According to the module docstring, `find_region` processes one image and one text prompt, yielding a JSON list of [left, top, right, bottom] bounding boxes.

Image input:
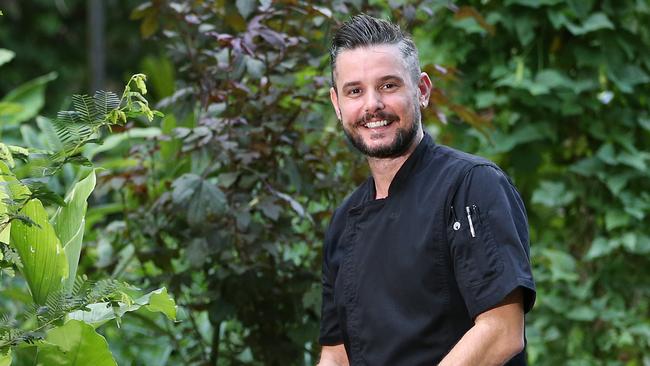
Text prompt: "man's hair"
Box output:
[[329, 14, 421, 89]]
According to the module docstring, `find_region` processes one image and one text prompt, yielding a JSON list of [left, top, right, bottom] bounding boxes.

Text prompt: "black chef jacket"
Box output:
[[319, 133, 536, 365]]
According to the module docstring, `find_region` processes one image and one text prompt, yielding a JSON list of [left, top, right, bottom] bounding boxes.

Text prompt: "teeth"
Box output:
[[365, 120, 389, 128]]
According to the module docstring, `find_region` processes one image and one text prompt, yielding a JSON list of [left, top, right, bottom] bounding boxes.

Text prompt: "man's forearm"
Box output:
[[318, 345, 349, 366], [439, 289, 525, 366], [437, 318, 523, 366]]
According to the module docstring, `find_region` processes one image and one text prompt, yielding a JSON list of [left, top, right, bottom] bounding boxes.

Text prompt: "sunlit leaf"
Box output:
[[68, 287, 177, 326], [9, 198, 68, 305], [37, 320, 117, 366], [1, 162, 68, 304], [51, 170, 96, 291]]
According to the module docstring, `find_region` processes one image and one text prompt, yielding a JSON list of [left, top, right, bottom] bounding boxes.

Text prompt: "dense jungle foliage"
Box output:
[[1, 0, 649, 365]]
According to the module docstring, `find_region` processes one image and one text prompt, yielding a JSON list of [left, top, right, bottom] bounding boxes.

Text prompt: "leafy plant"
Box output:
[[414, 1, 650, 364], [0, 70, 174, 365]]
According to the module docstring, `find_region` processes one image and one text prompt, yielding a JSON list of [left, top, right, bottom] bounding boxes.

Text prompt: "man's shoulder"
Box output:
[[415, 143, 505, 196], [429, 143, 495, 170]]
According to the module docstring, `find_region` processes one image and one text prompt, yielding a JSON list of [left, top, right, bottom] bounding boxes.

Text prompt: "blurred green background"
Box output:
[[1, 0, 649, 365]]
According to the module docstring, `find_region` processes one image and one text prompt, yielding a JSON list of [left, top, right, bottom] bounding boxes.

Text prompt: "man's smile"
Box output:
[[363, 119, 391, 128]]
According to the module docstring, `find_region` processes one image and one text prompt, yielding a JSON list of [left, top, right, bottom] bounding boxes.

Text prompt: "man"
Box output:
[[318, 15, 536, 366]]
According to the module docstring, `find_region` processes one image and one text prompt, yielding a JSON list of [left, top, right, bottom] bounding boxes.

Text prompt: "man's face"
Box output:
[[330, 44, 431, 158]]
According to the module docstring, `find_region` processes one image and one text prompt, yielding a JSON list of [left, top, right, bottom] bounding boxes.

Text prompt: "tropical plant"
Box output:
[[0, 70, 174, 365]]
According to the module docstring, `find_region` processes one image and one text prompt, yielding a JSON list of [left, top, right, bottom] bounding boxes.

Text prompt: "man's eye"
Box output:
[[348, 88, 361, 95], [381, 83, 397, 90]]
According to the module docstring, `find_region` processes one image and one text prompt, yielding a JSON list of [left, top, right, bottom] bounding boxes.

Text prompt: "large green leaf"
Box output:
[[51, 170, 97, 291], [68, 287, 177, 326], [0, 72, 57, 126], [36, 320, 117, 366], [3, 161, 68, 304], [10, 198, 68, 304]]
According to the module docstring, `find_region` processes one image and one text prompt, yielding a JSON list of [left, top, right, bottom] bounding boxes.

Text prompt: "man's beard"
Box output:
[[343, 107, 420, 159]]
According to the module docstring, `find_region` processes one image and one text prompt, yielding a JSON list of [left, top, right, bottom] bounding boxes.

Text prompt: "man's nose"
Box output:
[[364, 89, 385, 114]]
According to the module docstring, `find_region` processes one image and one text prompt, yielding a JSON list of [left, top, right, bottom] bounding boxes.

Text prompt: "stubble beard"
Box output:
[[343, 106, 421, 159]]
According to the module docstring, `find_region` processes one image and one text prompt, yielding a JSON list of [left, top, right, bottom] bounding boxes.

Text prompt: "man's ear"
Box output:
[[418, 72, 433, 108], [330, 86, 342, 121]]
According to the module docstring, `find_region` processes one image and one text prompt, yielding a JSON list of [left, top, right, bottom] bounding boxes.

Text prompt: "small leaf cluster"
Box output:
[[48, 74, 163, 173]]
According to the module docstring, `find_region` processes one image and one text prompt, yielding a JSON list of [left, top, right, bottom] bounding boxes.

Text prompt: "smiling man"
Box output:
[[318, 15, 536, 366]]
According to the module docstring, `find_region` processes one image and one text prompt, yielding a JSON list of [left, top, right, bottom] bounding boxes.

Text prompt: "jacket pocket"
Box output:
[[449, 205, 504, 287]]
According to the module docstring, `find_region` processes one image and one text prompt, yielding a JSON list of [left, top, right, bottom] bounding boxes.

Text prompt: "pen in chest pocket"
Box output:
[[465, 206, 475, 238], [465, 205, 480, 238]]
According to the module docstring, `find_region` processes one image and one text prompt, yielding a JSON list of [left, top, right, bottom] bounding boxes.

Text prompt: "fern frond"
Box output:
[[71, 275, 91, 297], [94, 90, 121, 116], [52, 111, 94, 146], [72, 94, 100, 124], [87, 279, 120, 303]]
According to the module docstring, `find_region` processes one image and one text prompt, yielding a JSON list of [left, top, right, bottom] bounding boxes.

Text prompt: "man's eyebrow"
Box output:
[[341, 75, 404, 90], [378, 75, 404, 83], [341, 81, 361, 90]]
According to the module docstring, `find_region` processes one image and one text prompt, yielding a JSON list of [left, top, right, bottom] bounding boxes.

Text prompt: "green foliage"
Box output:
[[52, 170, 96, 291], [8, 189, 69, 305], [0, 70, 174, 365], [37, 319, 117, 366], [0, 72, 57, 130], [415, 1, 650, 364], [48, 74, 161, 173]]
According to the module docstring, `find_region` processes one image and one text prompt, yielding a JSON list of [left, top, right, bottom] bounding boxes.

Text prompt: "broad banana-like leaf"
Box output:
[[51, 170, 96, 291], [4, 160, 68, 304], [10, 198, 68, 304], [36, 320, 117, 366], [69, 287, 177, 327]]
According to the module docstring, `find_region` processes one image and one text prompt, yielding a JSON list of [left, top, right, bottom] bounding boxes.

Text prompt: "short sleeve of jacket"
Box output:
[[319, 212, 343, 346], [448, 165, 536, 319]]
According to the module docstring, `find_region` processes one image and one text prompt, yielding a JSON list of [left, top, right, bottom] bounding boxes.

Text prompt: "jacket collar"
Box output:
[[364, 133, 435, 201], [387, 133, 434, 196]]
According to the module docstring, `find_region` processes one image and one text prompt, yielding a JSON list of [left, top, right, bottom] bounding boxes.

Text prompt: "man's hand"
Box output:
[[438, 288, 525, 366], [317, 344, 350, 366]]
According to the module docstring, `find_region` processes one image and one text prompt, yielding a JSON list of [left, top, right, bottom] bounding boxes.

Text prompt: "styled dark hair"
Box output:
[[329, 14, 420, 88]]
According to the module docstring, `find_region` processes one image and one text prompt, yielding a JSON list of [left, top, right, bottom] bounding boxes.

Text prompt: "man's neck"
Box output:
[[367, 131, 424, 200]]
